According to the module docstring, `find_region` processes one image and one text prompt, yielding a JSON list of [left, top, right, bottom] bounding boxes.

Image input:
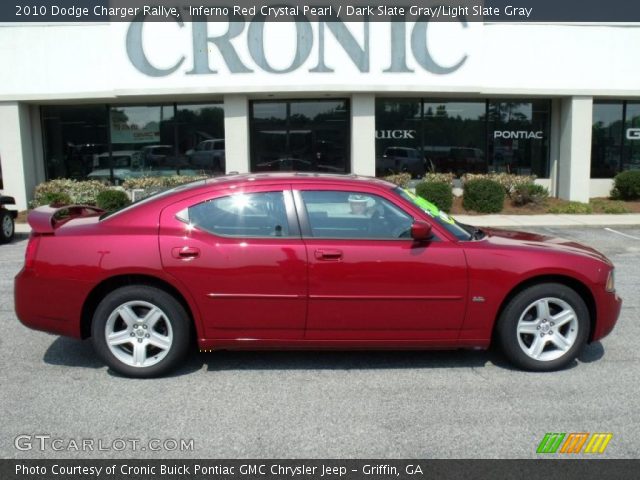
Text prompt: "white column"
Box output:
[[0, 102, 41, 210], [350, 93, 376, 177], [557, 96, 593, 202], [548, 98, 562, 197], [223, 95, 250, 174]]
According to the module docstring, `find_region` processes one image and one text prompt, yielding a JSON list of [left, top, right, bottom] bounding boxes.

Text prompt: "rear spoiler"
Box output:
[[28, 204, 105, 234]]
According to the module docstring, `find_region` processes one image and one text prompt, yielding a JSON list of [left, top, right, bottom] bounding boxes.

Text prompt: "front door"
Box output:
[[295, 186, 467, 341]]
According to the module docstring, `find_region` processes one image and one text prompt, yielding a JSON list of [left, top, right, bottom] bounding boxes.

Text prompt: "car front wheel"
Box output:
[[91, 286, 191, 378], [497, 283, 590, 371]]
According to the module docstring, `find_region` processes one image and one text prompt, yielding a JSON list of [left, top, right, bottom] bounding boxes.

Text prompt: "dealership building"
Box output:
[[1, 18, 640, 209]]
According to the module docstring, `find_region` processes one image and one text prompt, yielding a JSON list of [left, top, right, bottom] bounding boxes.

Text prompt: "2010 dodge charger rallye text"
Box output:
[[15, 174, 621, 377]]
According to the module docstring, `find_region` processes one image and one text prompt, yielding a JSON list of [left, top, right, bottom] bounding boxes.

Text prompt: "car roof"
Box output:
[[201, 172, 396, 189], [102, 173, 398, 223]]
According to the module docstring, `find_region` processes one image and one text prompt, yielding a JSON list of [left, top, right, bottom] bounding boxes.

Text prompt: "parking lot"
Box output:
[[0, 226, 638, 459]]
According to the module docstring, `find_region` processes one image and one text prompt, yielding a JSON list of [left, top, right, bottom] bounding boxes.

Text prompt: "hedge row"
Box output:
[[33, 174, 555, 215], [31, 176, 209, 211]]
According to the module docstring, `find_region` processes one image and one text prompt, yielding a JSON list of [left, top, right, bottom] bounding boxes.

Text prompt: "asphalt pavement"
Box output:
[[0, 226, 638, 459]]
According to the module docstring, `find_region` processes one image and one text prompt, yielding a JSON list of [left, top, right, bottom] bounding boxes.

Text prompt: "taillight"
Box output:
[[24, 234, 41, 269]]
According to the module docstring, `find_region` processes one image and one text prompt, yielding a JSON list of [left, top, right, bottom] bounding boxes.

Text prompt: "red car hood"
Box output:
[[480, 227, 612, 265]]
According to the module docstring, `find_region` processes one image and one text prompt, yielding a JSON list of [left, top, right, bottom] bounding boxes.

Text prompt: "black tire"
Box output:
[[497, 283, 590, 372], [0, 210, 15, 244], [91, 285, 191, 378]]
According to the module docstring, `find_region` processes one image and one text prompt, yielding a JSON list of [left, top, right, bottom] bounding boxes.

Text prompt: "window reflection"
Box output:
[[42, 102, 225, 185], [250, 100, 350, 174], [487, 100, 550, 177], [375, 98, 550, 178], [423, 101, 486, 176], [592, 102, 624, 178], [41, 105, 108, 180]]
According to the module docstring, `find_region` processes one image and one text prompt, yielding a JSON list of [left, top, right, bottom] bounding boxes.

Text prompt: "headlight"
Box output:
[[606, 269, 615, 292]]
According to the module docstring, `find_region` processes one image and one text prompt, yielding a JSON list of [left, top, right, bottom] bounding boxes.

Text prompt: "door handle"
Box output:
[[314, 249, 343, 260], [172, 246, 200, 259]]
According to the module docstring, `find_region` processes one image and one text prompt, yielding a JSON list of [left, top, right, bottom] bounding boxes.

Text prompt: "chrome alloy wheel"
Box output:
[[105, 301, 173, 368], [2, 213, 13, 238], [516, 297, 579, 362]]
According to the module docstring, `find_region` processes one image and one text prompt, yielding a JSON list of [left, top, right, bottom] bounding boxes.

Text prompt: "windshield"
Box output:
[[393, 187, 473, 241]]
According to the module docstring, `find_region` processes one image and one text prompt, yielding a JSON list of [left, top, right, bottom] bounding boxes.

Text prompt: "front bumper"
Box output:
[[591, 290, 622, 342]]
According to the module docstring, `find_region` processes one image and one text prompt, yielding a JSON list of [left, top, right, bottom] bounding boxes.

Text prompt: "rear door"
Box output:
[[159, 184, 307, 340]]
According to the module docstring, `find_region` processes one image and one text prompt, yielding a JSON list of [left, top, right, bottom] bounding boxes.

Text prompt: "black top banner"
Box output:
[[3, 0, 640, 22]]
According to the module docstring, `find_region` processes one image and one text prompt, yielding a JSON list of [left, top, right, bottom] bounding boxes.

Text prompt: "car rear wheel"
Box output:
[[0, 210, 14, 244], [91, 286, 191, 378], [497, 283, 590, 371]]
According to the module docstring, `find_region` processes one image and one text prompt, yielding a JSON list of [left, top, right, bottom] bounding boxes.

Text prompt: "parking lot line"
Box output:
[[604, 228, 640, 241]]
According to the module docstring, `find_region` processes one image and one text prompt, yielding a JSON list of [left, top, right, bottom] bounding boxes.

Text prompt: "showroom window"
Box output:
[[591, 102, 624, 178], [423, 100, 486, 176], [487, 100, 550, 178], [250, 100, 350, 174], [41, 105, 109, 180], [375, 99, 422, 177], [375, 98, 550, 178], [593, 100, 640, 178], [42, 102, 225, 184]]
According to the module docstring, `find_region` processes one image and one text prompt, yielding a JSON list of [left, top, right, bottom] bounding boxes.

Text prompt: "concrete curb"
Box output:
[[14, 214, 640, 233], [454, 213, 640, 227]]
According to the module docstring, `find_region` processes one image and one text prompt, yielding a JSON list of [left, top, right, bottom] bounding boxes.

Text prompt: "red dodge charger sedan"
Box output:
[[15, 174, 621, 377]]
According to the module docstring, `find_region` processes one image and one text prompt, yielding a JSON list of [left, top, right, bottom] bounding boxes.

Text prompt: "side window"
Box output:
[[187, 191, 291, 238], [300, 190, 413, 239]]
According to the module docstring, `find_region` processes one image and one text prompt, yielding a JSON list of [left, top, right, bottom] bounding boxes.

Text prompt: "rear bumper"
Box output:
[[14, 268, 84, 338], [592, 289, 622, 342]]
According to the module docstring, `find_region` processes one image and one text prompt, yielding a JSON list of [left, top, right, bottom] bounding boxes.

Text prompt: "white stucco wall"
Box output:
[[1, 22, 640, 100]]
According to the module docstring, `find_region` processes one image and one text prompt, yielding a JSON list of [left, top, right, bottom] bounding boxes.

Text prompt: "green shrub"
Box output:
[[547, 201, 593, 214], [96, 190, 131, 212], [462, 179, 505, 213], [415, 181, 453, 212], [382, 173, 412, 188], [611, 171, 640, 200], [511, 183, 549, 206], [42, 191, 72, 207], [463, 173, 536, 198], [31, 178, 108, 208], [32, 179, 108, 207]]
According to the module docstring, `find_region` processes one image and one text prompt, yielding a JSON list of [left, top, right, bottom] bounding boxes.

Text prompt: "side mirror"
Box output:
[[411, 221, 432, 241]]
